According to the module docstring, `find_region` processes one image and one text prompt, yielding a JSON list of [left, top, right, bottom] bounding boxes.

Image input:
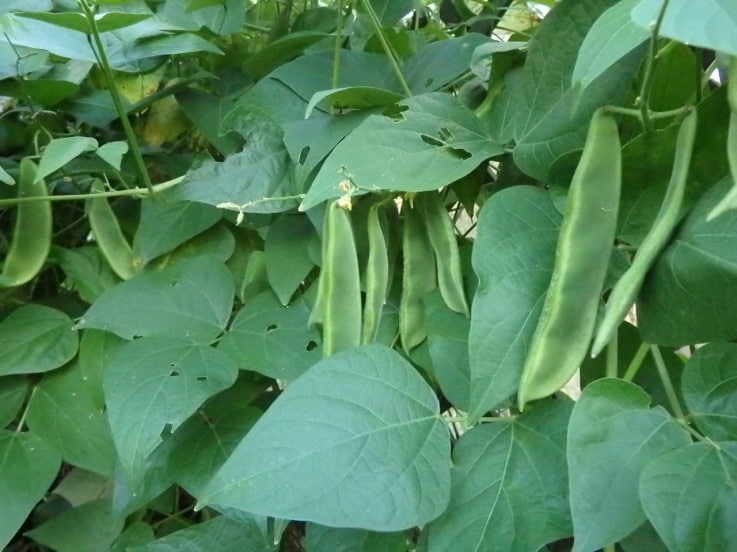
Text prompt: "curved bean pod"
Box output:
[[0, 158, 52, 288], [417, 191, 469, 317], [591, 108, 698, 357], [361, 204, 389, 345], [399, 199, 437, 353], [87, 181, 137, 280], [518, 108, 621, 410]]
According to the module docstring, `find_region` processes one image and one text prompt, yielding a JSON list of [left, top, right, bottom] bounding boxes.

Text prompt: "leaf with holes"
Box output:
[[299, 93, 503, 210], [104, 337, 238, 485], [199, 344, 450, 531], [76, 255, 234, 343]]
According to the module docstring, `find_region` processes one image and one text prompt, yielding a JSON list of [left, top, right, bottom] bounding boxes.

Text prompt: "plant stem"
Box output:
[[606, 105, 686, 121], [0, 176, 185, 206], [637, 0, 670, 131], [623, 342, 649, 382], [650, 344, 684, 419], [14, 386, 37, 433], [332, 0, 345, 89], [359, 0, 412, 96], [605, 332, 618, 378], [78, 0, 154, 196]]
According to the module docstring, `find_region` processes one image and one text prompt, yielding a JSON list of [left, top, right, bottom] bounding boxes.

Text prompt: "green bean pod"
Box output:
[[416, 190, 469, 317], [592, 109, 698, 357], [361, 204, 389, 345], [87, 181, 137, 280], [518, 108, 621, 410], [399, 199, 437, 353], [310, 200, 362, 357], [0, 158, 52, 288]]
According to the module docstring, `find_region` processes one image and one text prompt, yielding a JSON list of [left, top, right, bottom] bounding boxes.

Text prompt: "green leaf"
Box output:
[[638, 177, 737, 346], [681, 343, 737, 441], [104, 337, 238, 484], [78, 330, 125, 404], [0, 376, 27, 428], [54, 246, 120, 303], [176, 89, 242, 156], [305, 524, 408, 552], [16, 11, 153, 34], [424, 291, 470, 412], [305, 86, 404, 119], [511, 0, 644, 179], [243, 31, 331, 80], [632, 0, 737, 56], [619, 521, 669, 552], [0, 304, 78, 376], [111, 522, 155, 552], [76, 256, 234, 343], [425, 400, 573, 552], [133, 200, 221, 265], [128, 515, 277, 552], [154, 381, 263, 496], [468, 186, 561, 420], [572, 0, 649, 89], [0, 430, 61, 550], [25, 499, 125, 552], [95, 141, 128, 170], [36, 136, 98, 182], [167, 223, 235, 264], [567, 379, 691, 552], [356, 0, 414, 24], [26, 360, 116, 476], [404, 34, 491, 95], [165, 109, 297, 212], [300, 93, 503, 210], [218, 291, 321, 380], [639, 442, 737, 552], [0, 165, 13, 185], [264, 214, 316, 305], [199, 344, 451, 531]]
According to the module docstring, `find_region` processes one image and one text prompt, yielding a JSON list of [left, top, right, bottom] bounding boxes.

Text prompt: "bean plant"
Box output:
[[0, 0, 735, 550]]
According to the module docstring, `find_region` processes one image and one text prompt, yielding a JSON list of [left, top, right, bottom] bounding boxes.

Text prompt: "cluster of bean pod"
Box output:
[[310, 190, 469, 358]]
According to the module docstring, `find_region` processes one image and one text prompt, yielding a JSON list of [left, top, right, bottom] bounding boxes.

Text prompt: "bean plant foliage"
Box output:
[[0, 0, 736, 550]]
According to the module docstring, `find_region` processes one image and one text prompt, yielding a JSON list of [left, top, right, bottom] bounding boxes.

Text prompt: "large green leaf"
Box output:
[[632, 0, 737, 56], [681, 343, 737, 441], [128, 515, 276, 552], [467, 186, 561, 421], [0, 304, 78, 376], [510, 0, 643, 179], [36, 136, 97, 182], [264, 214, 316, 305], [300, 93, 503, 210], [425, 400, 573, 552], [17, 11, 153, 34], [133, 199, 222, 265], [76, 255, 234, 343], [104, 337, 238, 484], [0, 376, 27, 428], [0, 430, 61, 550], [639, 442, 737, 552], [26, 360, 116, 476], [572, 0, 649, 89], [25, 499, 125, 552], [165, 109, 297, 212], [199, 344, 450, 531], [567, 379, 691, 552], [218, 291, 321, 380], [638, 177, 737, 346]]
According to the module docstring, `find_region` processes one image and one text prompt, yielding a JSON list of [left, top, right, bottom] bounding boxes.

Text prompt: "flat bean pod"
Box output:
[[518, 108, 621, 410], [417, 191, 469, 317], [310, 200, 362, 357], [592, 109, 698, 357], [399, 199, 437, 353], [87, 181, 137, 280], [361, 204, 389, 345], [0, 158, 52, 288]]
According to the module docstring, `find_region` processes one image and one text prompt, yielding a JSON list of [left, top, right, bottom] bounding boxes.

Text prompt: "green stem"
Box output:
[[637, 0, 671, 131], [623, 342, 649, 382], [606, 105, 687, 121], [332, 0, 346, 89], [676, 419, 720, 448], [78, 0, 154, 196], [650, 344, 685, 419], [15, 386, 37, 433], [0, 176, 184, 207], [605, 332, 618, 378], [359, 0, 412, 96]]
